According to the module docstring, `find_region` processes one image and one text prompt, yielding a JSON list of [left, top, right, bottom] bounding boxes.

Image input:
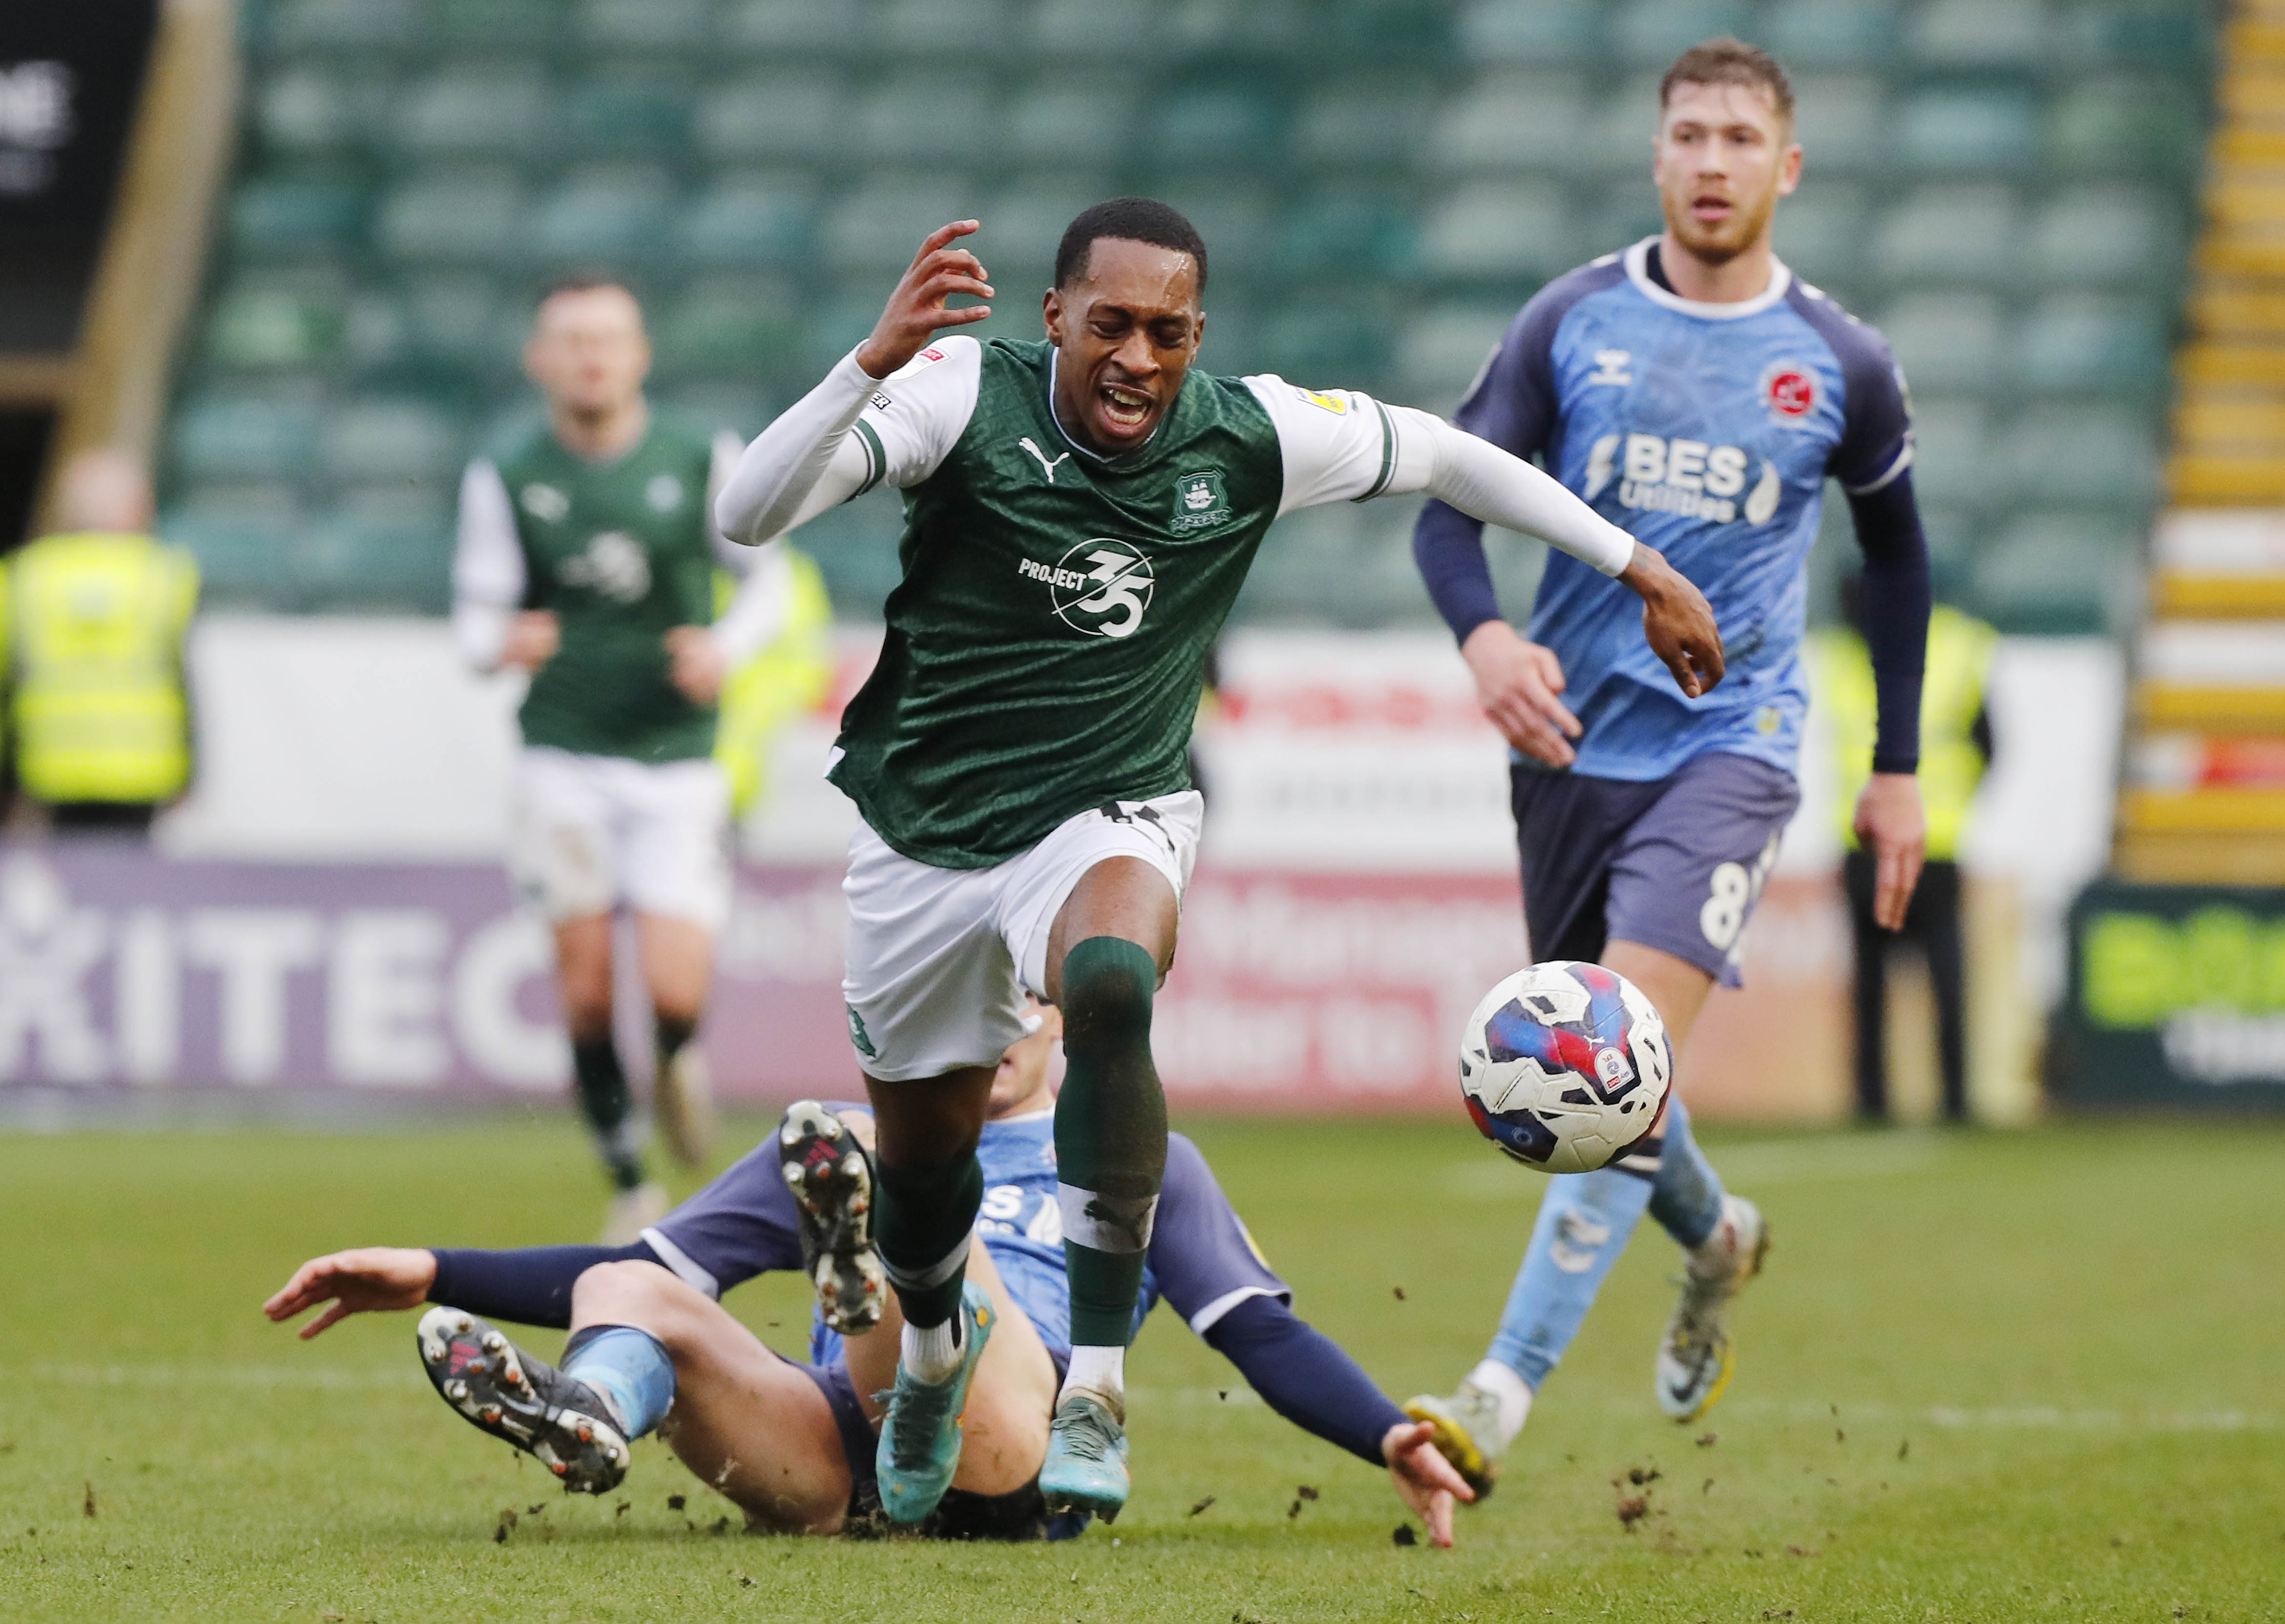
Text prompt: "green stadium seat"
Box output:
[[1394, 301, 1517, 407], [2047, 78, 2204, 174], [681, 176, 815, 268], [228, 176, 366, 259], [2029, 187, 2179, 285], [1579, 72, 1668, 174], [268, 0, 421, 52], [1259, 297, 1394, 383], [1585, 188, 1665, 259], [1419, 181, 1577, 279], [2017, 294, 2170, 396], [318, 397, 467, 483], [696, 75, 845, 163], [1901, 398, 1991, 508], [1152, 86, 1284, 161], [565, 75, 692, 158], [1790, 75, 1887, 172], [375, 170, 526, 262], [660, 382, 772, 439], [821, 177, 976, 269], [2060, 4, 2211, 74], [1997, 405, 2161, 503], [872, 0, 1010, 52], [1900, 88, 2041, 172], [794, 490, 906, 613], [1166, 0, 1309, 53], [723, 0, 859, 53], [395, 67, 553, 159], [1036, 0, 1152, 53], [653, 280, 800, 375], [303, 496, 455, 612], [1004, 80, 1137, 166], [1162, 183, 1279, 279], [1761, 1, 1898, 68], [163, 493, 309, 607], [1971, 513, 2137, 633], [857, 72, 996, 163], [1613, 1, 1756, 69], [977, 178, 1106, 270], [256, 69, 376, 156], [1871, 186, 2019, 284], [204, 275, 350, 370], [1278, 191, 1419, 278], [1432, 72, 1592, 173], [530, 167, 679, 264], [397, 276, 522, 376], [172, 390, 324, 481], [1876, 292, 2006, 392], [1456, 0, 1603, 64], [1294, 80, 1438, 168], [578, 0, 715, 51], [1907, 0, 2050, 67], [1774, 182, 1869, 286], [1338, 0, 1459, 55], [432, 0, 563, 51]]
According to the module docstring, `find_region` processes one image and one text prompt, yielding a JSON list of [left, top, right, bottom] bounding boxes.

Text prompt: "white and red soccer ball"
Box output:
[[1457, 961, 1673, 1175]]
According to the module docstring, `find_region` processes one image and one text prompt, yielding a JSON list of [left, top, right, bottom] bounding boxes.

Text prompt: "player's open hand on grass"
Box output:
[[1855, 771, 1927, 931], [1383, 1418, 1475, 1548], [665, 625, 727, 705], [501, 609, 560, 673], [854, 221, 996, 380], [264, 1246, 438, 1339], [1619, 543, 1724, 699], [1461, 621, 1582, 769]]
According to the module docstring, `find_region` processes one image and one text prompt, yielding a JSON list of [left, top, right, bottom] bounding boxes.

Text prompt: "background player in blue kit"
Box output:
[[265, 1001, 1474, 1544], [1404, 40, 1933, 1491]]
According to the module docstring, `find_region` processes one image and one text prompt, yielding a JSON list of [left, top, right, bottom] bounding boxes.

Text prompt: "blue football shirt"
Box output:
[[1422, 238, 1913, 782]]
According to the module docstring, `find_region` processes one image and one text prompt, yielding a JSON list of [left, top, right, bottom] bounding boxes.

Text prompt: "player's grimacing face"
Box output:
[[1042, 237, 1204, 456], [524, 287, 651, 417], [1652, 80, 1801, 266]]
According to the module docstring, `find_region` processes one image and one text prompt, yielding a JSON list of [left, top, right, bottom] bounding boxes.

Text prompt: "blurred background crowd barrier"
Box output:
[[5, 0, 2284, 1122]]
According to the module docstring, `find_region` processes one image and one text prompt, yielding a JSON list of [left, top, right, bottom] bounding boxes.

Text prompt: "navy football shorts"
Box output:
[[1511, 750, 1800, 988]]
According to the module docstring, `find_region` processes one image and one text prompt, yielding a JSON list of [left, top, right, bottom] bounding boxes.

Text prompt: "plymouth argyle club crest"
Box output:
[[1169, 468, 1231, 533]]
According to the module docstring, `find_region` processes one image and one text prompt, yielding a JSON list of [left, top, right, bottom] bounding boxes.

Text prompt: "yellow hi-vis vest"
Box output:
[[714, 546, 833, 819], [6, 531, 199, 804], [1810, 604, 1997, 862]]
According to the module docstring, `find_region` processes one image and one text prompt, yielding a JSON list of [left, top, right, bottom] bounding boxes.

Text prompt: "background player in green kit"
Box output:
[[454, 278, 799, 1242], [714, 199, 1725, 1525]]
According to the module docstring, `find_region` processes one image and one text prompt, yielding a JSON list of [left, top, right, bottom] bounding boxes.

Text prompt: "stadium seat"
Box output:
[[2029, 187, 2179, 285], [976, 177, 1108, 272], [1293, 81, 1438, 168], [1455, 0, 1604, 65], [721, 0, 859, 53], [2047, 77, 2203, 174], [1871, 186, 2019, 284], [1899, 88, 2041, 172], [1419, 181, 1576, 279], [204, 275, 349, 370], [1162, 183, 1280, 280], [680, 176, 816, 269], [1260, 296, 1394, 383], [794, 489, 906, 613], [660, 381, 773, 439], [1760, 0, 1898, 69], [266, 0, 422, 52], [653, 281, 799, 377], [1773, 182, 1869, 286], [1151, 86, 1285, 161], [1165, 0, 1310, 54], [394, 66, 552, 159], [1972, 512, 2137, 632], [1903, 397, 1992, 508], [1278, 191, 1420, 278], [163, 493, 308, 608], [1035, 0, 1154, 53], [820, 177, 976, 270], [228, 176, 366, 259], [2017, 294, 2170, 396], [1580, 72, 1670, 173], [1585, 188, 1666, 260], [1432, 72, 1593, 173], [1006, 80, 1139, 165], [695, 75, 846, 162], [855, 72, 997, 163], [303, 495, 456, 611], [876, 0, 1011, 53], [2059, 4, 2211, 74], [1996, 405, 2163, 503], [563, 75, 691, 159], [431, 0, 564, 51], [171, 389, 324, 482], [1876, 292, 2007, 392], [318, 397, 467, 483], [256, 69, 375, 157], [530, 168, 677, 265], [1790, 75, 1887, 173], [1907, 0, 2050, 67], [1394, 301, 1516, 406], [396, 276, 521, 376], [577, 0, 713, 51], [1612, 1, 1756, 68]]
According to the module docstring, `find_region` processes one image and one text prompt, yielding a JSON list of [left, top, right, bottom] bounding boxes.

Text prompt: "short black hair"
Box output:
[[1054, 197, 1208, 296]]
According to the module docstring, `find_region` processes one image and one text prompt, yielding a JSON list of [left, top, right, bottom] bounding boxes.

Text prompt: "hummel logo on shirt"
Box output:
[[1018, 437, 1072, 483], [1589, 350, 1633, 386]]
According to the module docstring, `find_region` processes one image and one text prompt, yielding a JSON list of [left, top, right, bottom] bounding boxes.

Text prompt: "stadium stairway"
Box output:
[[2127, 2, 2285, 883]]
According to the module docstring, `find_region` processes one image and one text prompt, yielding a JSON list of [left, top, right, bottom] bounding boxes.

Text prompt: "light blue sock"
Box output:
[[561, 1325, 675, 1437], [1485, 1166, 1654, 1390], [1646, 1095, 1726, 1250]]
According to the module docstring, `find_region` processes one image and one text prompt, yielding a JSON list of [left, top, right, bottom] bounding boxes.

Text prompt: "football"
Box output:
[[1458, 961, 1674, 1175]]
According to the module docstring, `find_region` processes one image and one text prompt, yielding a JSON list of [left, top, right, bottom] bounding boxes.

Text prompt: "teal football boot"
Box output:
[[873, 1280, 994, 1525], [1040, 1390, 1129, 1521]]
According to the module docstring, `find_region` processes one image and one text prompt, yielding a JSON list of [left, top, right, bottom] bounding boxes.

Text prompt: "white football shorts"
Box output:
[[841, 791, 1205, 1082], [509, 747, 732, 934]]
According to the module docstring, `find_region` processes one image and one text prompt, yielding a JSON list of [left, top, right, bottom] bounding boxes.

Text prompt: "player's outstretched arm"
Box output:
[[1383, 1418, 1474, 1549], [714, 222, 994, 546], [263, 1247, 437, 1340]]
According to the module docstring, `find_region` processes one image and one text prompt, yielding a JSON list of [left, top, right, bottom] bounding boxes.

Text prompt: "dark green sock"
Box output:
[[654, 1012, 697, 1068], [1055, 936, 1167, 1350], [874, 1152, 984, 1329], [571, 1036, 644, 1192]]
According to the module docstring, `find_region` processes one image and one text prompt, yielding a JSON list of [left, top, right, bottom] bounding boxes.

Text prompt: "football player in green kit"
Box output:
[[713, 200, 1725, 1524], [454, 279, 798, 1242]]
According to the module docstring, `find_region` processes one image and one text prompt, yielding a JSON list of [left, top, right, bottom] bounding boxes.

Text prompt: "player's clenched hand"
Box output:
[[502, 609, 560, 672], [1461, 621, 1580, 768], [853, 221, 996, 380], [665, 625, 727, 704], [1619, 544, 1724, 699], [1855, 771, 1927, 932], [263, 1247, 438, 1340], [1383, 1419, 1475, 1549]]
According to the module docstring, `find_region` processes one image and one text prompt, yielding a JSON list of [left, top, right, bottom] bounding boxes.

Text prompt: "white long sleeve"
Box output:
[[452, 458, 526, 669], [1387, 406, 1638, 578], [713, 351, 878, 546]]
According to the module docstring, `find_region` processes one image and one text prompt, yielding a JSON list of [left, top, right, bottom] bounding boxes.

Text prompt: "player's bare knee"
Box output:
[[572, 1259, 700, 1339]]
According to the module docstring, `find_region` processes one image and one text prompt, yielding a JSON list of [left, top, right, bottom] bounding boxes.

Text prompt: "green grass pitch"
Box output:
[[3, 1113, 2281, 1622]]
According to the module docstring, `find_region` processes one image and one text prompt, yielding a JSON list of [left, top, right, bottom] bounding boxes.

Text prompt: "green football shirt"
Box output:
[[827, 337, 1408, 868]]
